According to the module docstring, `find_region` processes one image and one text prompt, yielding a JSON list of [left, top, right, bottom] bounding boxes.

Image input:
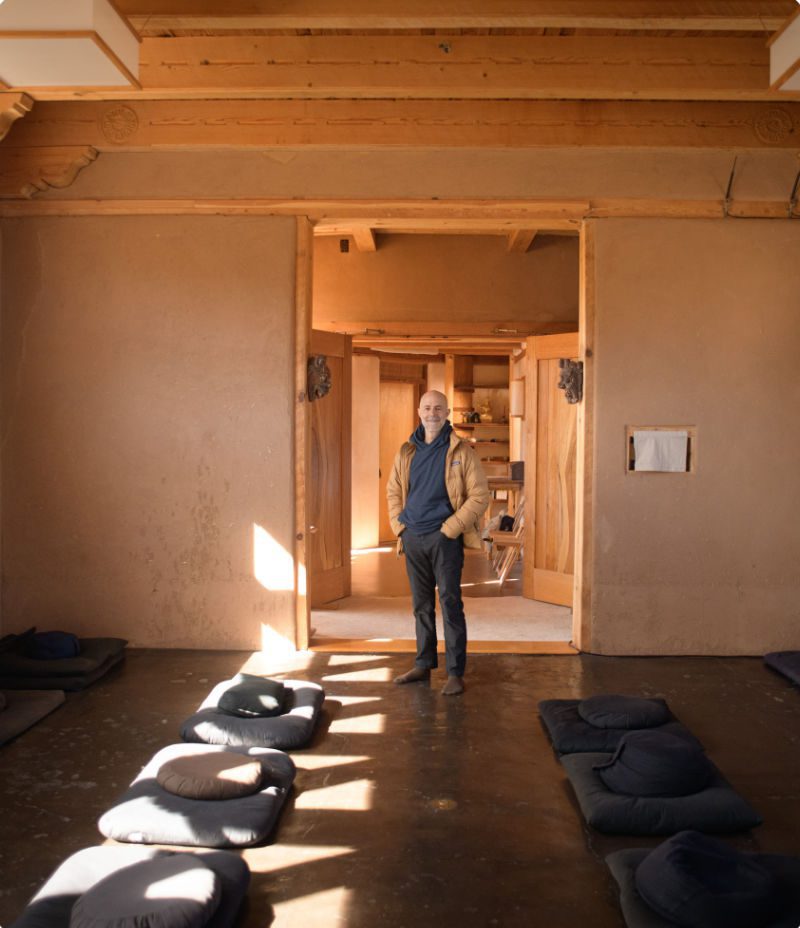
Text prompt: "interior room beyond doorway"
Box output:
[[309, 228, 580, 650]]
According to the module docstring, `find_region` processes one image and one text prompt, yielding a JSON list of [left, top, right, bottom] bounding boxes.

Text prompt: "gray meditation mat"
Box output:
[[181, 677, 325, 749], [9, 845, 249, 928], [0, 637, 127, 690], [606, 847, 800, 928], [561, 751, 762, 835], [98, 743, 296, 847], [0, 689, 65, 746], [538, 698, 698, 754]]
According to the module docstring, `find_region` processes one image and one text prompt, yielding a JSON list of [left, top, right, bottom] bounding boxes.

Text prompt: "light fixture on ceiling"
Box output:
[[768, 6, 800, 92], [0, 0, 140, 91]]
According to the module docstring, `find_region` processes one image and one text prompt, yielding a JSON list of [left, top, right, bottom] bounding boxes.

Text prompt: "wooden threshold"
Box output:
[[309, 636, 577, 655]]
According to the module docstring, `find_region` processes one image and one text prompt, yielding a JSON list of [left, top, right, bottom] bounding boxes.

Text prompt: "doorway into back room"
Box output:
[[307, 229, 580, 651]]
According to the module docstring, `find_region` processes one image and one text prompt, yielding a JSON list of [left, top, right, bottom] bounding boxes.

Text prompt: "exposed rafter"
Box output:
[[117, 1, 795, 34], [507, 230, 538, 253], [351, 226, 377, 252]]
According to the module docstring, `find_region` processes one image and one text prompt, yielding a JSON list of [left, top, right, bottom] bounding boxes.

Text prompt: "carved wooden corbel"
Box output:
[[557, 359, 583, 405], [0, 146, 99, 199], [0, 91, 34, 143], [307, 355, 332, 401]]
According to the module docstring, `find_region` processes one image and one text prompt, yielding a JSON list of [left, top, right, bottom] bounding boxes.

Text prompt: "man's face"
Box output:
[[418, 392, 450, 438]]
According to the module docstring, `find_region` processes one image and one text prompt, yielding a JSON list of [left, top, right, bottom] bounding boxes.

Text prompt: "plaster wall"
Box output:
[[0, 215, 297, 649], [314, 234, 578, 326], [589, 218, 800, 655], [351, 354, 380, 549]]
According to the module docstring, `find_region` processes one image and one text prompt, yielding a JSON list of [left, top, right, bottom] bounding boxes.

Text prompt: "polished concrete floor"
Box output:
[[2, 648, 799, 927]]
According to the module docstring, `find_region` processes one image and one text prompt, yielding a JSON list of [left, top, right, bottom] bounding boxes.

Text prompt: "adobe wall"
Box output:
[[0, 215, 297, 649], [588, 217, 800, 654]]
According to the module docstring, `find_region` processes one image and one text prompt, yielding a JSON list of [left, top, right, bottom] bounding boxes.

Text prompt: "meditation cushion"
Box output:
[[181, 677, 325, 749], [9, 846, 250, 928], [538, 697, 699, 755], [218, 674, 285, 718], [594, 730, 714, 797], [634, 830, 778, 928], [69, 855, 221, 928], [98, 743, 296, 847], [29, 631, 80, 660], [606, 843, 800, 928], [0, 636, 127, 691], [561, 750, 762, 835], [578, 695, 670, 730], [157, 752, 264, 800], [764, 651, 800, 687]]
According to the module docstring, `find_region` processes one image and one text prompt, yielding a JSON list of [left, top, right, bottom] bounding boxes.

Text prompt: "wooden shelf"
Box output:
[[455, 422, 509, 430]]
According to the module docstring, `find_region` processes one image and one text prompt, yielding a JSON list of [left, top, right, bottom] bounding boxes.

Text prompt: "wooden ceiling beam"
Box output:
[[351, 226, 377, 252], [315, 219, 579, 235], [6, 99, 799, 151], [0, 197, 797, 221], [117, 2, 794, 34], [507, 230, 537, 252], [60, 34, 771, 104]]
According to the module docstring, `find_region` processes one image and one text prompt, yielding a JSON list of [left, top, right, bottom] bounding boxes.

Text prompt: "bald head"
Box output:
[[418, 390, 450, 443]]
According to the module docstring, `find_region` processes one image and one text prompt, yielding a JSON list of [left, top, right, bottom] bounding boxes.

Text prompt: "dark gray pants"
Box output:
[[402, 529, 466, 678]]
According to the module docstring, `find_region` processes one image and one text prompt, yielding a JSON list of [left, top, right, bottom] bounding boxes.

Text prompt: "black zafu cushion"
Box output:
[[218, 674, 285, 718], [9, 846, 249, 928], [607, 847, 800, 928], [561, 750, 762, 835], [69, 855, 221, 928], [578, 695, 670, 730], [634, 830, 779, 928], [594, 730, 714, 798]]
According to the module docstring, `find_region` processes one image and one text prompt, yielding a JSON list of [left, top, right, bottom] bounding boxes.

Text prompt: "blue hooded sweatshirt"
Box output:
[[398, 421, 455, 535]]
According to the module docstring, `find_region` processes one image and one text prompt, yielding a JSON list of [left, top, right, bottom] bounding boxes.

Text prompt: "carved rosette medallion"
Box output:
[[99, 105, 139, 144], [753, 108, 794, 146]]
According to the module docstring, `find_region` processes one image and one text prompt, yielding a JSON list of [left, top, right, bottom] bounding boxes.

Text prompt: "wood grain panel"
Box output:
[[132, 34, 776, 102], [309, 354, 344, 574], [7, 99, 800, 151], [534, 358, 577, 575], [524, 333, 578, 606], [308, 330, 351, 606]]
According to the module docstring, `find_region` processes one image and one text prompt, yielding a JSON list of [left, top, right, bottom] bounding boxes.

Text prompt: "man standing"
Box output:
[[387, 390, 490, 695]]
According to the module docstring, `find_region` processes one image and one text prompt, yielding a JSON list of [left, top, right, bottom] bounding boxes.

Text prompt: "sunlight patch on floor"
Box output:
[[274, 886, 355, 925], [322, 667, 394, 683], [294, 778, 375, 811], [328, 712, 387, 735]]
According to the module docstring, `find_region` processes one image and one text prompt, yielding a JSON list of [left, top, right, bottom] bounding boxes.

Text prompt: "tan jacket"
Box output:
[[386, 429, 490, 553]]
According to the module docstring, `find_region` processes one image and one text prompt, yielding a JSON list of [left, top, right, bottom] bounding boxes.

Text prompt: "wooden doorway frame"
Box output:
[[294, 213, 595, 654]]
